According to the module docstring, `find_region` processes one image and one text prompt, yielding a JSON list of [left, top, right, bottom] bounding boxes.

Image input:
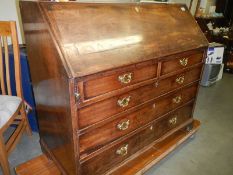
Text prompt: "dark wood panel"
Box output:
[[20, 1, 207, 174], [19, 2, 77, 174], [155, 103, 193, 137], [78, 66, 202, 129], [161, 51, 203, 75], [39, 2, 208, 77], [76, 49, 206, 108], [15, 120, 201, 175], [80, 103, 193, 175], [79, 83, 198, 156], [84, 61, 157, 98], [111, 120, 200, 175], [81, 124, 155, 175]]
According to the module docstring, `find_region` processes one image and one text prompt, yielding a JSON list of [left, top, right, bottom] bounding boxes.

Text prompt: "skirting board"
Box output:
[[15, 120, 201, 175]]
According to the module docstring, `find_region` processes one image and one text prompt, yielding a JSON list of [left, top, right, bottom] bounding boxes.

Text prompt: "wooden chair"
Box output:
[[0, 21, 32, 175]]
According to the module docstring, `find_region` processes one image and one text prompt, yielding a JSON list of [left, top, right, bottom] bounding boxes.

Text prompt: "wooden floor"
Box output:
[[15, 154, 61, 175], [15, 120, 200, 175]]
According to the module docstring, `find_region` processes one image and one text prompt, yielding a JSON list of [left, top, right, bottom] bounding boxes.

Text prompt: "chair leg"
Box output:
[[20, 105, 32, 136], [0, 135, 10, 175]]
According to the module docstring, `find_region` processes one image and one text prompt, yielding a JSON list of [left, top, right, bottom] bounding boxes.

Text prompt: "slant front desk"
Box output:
[[20, 1, 208, 174]]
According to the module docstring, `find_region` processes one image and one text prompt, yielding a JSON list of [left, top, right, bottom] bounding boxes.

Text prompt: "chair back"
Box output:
[[0, 21, 23, 98]]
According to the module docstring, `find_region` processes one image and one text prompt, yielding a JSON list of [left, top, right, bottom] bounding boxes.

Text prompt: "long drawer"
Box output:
[[78, 66, 202, 129], [80, 103, 194, 175], [79, 82, 198, 156]]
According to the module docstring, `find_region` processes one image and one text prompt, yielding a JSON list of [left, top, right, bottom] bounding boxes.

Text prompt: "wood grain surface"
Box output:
[[15, 120, 201, 175], [19, 1, 207, 174]]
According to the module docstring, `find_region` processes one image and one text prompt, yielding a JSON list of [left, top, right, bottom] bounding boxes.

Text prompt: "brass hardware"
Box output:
[[116, 144, 128, 156], [186, 125, 193, 132], [169, 116, 177, 125], [152, 103, 156, 109], [172, 95, 182, 104], [176, 75, 185, 84], [150, 125, 153, 130], [117, 120, 130, 131], [117, 96, 131, 108], [118, 73, 133, 84], [154, 81, 159, 87], [179, 58, 188, 66], [74, 93, 81, 101]]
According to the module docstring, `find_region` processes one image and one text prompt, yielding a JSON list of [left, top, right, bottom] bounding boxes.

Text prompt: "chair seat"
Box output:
[[0, 95, 22, 128]]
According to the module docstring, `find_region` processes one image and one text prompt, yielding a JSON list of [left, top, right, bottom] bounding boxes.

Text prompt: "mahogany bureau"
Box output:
[[20, 1, 208, 175]]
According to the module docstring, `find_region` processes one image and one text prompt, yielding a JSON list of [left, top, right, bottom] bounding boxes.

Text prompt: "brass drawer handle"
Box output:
[[172, 95, 182, 104], [118, 73, 133, 84], [117, 120, 130, 131], [169, 116, 177, 125], [117, 96, 131, 108], [116, 144, 128, 156], [179, 58, 188, 66], [176, 75, 185, 84]]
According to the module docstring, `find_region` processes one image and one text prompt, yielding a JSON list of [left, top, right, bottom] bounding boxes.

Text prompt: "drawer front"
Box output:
[[83, 62, 157, 99], [81, 125, 150, 175], [161, 52, 203, 75], [79, 83, 198, 155], [78, 66, 202, 129], [80, 104, 193, 175], [155, 102, 193, 137]]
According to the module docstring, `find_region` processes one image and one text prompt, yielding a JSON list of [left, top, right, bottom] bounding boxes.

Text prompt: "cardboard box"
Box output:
[[206, 43, 224, 64]]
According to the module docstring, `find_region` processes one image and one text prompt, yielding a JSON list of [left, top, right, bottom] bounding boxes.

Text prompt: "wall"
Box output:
[[169, 0, 199, 15], [0, 0, 24, 44], [0, 0, 199, 44]]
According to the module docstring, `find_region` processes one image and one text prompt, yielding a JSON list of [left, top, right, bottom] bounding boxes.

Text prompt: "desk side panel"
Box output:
[[20, 1, 78, 174]]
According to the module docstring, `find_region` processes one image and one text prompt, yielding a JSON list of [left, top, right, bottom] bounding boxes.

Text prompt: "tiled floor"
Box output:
[[1, 73, 233, 175]]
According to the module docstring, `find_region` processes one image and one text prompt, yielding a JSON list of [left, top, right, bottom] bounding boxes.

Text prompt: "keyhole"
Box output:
[[153, 103, 156, 109]]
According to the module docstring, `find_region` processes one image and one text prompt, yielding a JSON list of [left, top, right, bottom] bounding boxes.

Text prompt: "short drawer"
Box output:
[[80, 103, 193, 175], [78, 66, 202, 129], [79, 83, 198, 155], [83, 61, 157, 99], [161, 52, 203, 75]]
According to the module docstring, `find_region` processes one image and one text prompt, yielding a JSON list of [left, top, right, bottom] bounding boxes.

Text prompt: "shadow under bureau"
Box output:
[[20, 1, 208, 174]]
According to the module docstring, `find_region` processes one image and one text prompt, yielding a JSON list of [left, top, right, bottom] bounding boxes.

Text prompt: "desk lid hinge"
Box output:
[[74, 92, 81, 102]]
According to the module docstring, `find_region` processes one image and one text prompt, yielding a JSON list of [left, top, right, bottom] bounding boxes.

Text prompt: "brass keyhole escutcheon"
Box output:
[[154, 81, 159, 88], [153, 103, 156, 109], [150, 125, 153, 130]]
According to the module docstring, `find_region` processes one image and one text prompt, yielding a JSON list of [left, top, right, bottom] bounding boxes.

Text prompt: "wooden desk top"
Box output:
[[21, 1, 208, 78]]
